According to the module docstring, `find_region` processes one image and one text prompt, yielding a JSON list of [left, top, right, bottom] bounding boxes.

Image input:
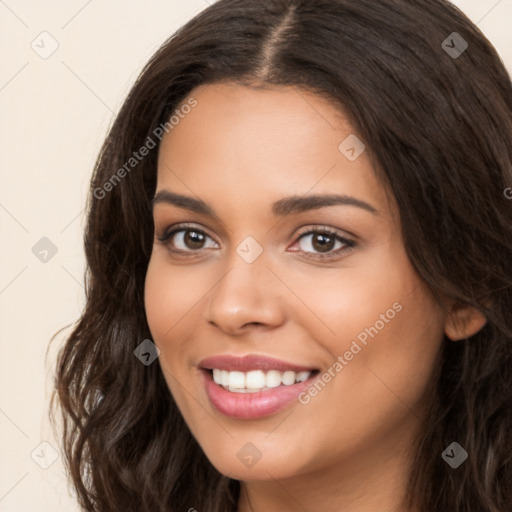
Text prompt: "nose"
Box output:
[[204, 251, 285, 335]]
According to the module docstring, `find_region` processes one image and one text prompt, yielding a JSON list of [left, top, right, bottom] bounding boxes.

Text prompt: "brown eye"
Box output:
[[292, 228, 356, 260], [158, 227, 218, 252], [181, 230, 207, 250], [310, 232, 336, 253]]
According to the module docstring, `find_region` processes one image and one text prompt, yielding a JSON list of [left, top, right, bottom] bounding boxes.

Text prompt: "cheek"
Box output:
[[285, 248, 436, 353], [143, 256, 205, 410], [143, 255, 196, 384], [144, 254, 206, 340], [292, 247, 445, 408], [282, 265, 445, 471]]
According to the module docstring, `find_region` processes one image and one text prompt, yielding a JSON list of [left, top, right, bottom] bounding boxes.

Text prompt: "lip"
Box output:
[[199, 354, 318, 373], [199, 365, 320, 420]]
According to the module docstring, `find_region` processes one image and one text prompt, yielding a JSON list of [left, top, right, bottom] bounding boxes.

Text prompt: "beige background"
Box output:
[[0, 1, 510, 510]]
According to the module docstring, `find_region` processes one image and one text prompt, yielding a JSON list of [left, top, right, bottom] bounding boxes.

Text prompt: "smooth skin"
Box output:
[[144, 83, 486, 512]]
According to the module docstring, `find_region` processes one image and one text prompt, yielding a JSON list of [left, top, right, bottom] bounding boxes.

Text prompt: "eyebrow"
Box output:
[[151, 190, 379, 217]]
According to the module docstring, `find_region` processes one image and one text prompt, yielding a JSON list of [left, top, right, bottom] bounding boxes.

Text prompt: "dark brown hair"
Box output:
[[50, 0, 512, 510]]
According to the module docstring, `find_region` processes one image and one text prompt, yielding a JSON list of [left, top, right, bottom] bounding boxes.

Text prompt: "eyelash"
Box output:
[[156, 223, 356, 261]]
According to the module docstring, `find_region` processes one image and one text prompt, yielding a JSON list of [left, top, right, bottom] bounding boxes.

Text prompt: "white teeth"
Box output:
[[228, 371, 245, 390], [210, 368, 314, 393], [266, 370, 282, 388], [213, 369, 222, 384], [213, 368, 232, 387], [282, 371, 296, 386], [246, 370, 266, 388], [295, 371, 310, 383]]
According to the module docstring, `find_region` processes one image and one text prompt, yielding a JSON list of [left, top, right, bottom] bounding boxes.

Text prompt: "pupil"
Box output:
[[313, 233, 334, 253], [186, 231, 204, 249]]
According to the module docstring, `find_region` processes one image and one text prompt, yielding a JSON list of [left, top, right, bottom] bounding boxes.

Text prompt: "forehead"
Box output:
[[158, 82, 352, 165], [155, 83, 395, 221]]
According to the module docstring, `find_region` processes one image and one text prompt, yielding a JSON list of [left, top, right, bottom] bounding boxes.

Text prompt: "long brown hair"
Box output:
[[50, 1, 512, 510]]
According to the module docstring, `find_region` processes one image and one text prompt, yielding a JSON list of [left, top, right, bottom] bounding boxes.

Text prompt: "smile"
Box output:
[[199, 355, 320, 419]]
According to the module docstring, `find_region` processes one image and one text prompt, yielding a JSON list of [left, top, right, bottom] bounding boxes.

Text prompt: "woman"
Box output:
[[51, 0, 512, 510]]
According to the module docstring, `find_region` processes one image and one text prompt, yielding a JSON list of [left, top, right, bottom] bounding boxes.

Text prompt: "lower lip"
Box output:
[[200, 369, 318, 420]]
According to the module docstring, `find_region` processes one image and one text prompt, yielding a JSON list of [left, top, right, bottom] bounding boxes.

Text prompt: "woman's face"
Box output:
[[144, 83, 447, 481]]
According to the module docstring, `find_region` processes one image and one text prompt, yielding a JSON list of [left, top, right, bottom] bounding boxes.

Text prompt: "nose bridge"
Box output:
[[220, 231, 272, 288], [212, 238, 271, 306], [204, 236, 284, 331]]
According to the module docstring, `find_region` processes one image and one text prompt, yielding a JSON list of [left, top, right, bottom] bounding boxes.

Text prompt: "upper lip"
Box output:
[[199, 354, 318, 373]]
